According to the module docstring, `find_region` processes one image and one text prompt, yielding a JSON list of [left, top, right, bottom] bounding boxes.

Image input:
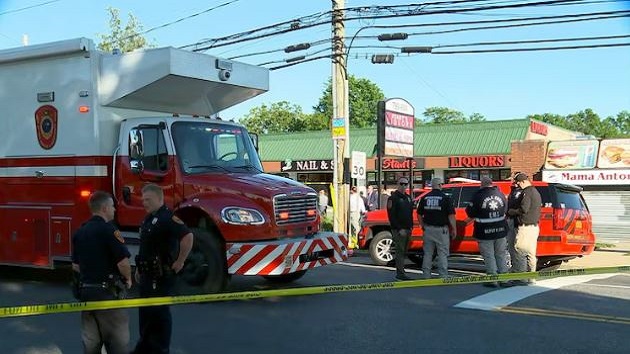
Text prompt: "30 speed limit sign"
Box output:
[[351, 151, 366, 179]]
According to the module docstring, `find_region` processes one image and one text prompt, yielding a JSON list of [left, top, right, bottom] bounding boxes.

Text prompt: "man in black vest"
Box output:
[[387, 177, 414, 281], [417, 178, 456, 279], [466, 177, 509, 287]]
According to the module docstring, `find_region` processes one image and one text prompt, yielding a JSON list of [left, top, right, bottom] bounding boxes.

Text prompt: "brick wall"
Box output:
[[510, 140, 547, 180]]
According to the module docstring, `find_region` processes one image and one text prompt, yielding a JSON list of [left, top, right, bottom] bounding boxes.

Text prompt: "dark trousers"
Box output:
[[132, 276, 175, 354], [79, 288, 129, 354], [392, 228, 411, 276]]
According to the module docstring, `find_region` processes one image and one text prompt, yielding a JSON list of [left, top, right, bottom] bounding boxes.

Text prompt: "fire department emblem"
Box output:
[[34, 105, 58, 150]]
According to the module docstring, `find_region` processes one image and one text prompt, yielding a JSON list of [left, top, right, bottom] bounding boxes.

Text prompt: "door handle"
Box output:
[[122, 187, 132, 204]]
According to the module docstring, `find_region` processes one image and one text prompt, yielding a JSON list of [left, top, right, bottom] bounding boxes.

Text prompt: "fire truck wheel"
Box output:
[[262, 270, 308, 283], [176, 228, 228, 295], [369, 231, 395, 266]]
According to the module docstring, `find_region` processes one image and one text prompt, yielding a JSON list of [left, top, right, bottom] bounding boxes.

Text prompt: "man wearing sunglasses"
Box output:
[[387, 177, 415, 281]]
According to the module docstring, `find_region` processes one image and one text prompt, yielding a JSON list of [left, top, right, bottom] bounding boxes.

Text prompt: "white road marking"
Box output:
[[580, 283, 630, 290], [454, 273, 620, 311]]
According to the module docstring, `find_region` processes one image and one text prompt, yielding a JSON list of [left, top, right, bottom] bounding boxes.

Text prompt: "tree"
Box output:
[[313, 75, 385, 128], [608, 110, 630, 136], [527, 109, 625, 138], [422, 106, 486, 124], [240, 101, 314, 134], [97, 7, 155, 53]]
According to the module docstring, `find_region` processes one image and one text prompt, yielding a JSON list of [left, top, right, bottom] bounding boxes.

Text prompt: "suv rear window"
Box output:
[[535, 186, 553, 208], [554, 189, 588, 210], [440, 187, 460, 208]]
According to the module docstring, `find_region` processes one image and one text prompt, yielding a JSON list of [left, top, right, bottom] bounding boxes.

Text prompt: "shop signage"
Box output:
[[530, 121, 548, 136], [597, 138, 630, 169], [381, 98, 415, 158], [542, 169, 630, 185], [382, 157, 425, 170], [448, 155, 505, 168], [281, 159, 334, 172], [545, 140, 598, 170]]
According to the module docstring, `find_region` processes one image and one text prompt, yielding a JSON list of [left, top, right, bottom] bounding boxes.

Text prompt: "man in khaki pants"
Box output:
[[507, 173, 542, 285]]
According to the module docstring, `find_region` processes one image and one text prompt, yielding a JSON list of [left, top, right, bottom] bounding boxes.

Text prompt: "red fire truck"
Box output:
[[0, 38, 348, 293]]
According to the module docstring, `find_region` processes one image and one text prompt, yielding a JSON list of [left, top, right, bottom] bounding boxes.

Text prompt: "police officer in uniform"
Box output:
[[417, 178, 456, 279], [386, 177, 414, 281], [72, 191, 132, 354], [465, 177, 509, 287], [132, 184, 194, 354]]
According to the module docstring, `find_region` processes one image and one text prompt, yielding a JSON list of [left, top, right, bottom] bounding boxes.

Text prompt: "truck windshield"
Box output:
[[171, 121, 263, 174]]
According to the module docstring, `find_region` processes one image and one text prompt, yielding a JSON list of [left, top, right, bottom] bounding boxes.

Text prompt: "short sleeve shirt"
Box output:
[[71, 215, 130, 283], [138, 205, 191, 264]]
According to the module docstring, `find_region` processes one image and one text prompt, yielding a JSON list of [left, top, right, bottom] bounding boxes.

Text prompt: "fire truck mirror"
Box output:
[[129, 128, 145, 160], [129, 128, 145, 174]]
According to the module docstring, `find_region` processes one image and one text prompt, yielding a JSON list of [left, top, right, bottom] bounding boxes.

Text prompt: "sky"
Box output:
[[0, 0, 629, 122]]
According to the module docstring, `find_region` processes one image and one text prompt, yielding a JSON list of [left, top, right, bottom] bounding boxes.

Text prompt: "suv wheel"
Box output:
[[369, 231, 395, 266]]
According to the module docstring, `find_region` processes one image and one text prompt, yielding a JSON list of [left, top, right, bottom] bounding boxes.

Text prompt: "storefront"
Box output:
[[258, 118, 582, 187], [541, 139, 630, 242]]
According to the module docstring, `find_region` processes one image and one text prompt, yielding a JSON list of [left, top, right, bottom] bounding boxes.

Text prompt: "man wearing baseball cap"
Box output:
[[387, 177, 414, 281], [507, 172, 542, 285], [417, 177, 456, 279]]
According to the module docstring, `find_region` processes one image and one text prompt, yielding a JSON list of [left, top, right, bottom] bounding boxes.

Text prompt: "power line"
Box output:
[[435, 34, 630, 48], [430, 42, 630, 53], [186, 0, 588, 51], [0, 0, 61, 16], [227, 10, 630, 60], [117, 0, 241, 43]]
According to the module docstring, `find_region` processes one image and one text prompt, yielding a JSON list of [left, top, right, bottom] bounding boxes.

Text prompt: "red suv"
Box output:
[[358, 181, 596, 270]]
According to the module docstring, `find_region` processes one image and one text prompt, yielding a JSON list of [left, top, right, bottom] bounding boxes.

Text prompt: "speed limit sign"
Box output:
[[351, 151, 366, 180]]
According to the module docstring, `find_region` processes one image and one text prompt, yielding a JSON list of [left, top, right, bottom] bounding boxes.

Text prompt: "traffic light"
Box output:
[[371, 54, 395, 64]]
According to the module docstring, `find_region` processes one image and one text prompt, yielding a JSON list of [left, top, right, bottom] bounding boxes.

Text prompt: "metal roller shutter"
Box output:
[[582, 190, 630, 242]]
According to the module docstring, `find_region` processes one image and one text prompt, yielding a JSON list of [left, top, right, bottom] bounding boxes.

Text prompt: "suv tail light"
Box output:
[[553, 208, 565, 230]]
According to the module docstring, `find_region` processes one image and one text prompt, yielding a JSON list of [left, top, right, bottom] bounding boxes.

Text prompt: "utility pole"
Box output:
[[331, 0, 349, 239]]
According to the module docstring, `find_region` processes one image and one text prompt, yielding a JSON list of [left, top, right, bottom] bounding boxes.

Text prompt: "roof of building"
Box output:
[[258, 118, 532, 161]]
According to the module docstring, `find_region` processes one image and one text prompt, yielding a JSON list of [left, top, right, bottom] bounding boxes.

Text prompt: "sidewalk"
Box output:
[[560, 241, 630, 269]]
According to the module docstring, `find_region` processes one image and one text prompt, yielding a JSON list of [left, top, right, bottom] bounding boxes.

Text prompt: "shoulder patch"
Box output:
[[172, 215, 184, 225], [114, 230, 124, 244]]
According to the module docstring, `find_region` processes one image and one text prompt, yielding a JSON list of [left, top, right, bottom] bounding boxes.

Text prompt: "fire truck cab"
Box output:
[[0, 38, 348, 293]]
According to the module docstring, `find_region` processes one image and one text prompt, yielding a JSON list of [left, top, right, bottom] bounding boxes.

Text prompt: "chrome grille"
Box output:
[[274, 193, 318, 225]]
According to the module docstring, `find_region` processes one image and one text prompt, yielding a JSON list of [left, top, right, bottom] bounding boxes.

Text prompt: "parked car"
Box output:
[[358, 180, 596, 270]]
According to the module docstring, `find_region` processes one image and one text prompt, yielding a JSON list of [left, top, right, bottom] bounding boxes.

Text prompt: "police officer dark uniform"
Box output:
[[465, 177, 509, 287], [72, 191, 132, 354], [132, 184, 194, 354], [417, 178, 456, 279], [386, 177, 414, 281]]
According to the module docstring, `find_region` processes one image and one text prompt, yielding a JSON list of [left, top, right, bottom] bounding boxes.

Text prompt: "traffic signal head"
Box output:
[[371, 54, 395, 64]]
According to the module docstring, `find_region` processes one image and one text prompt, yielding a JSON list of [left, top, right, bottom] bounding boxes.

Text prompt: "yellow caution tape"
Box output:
[[1, 265, 628, 318]]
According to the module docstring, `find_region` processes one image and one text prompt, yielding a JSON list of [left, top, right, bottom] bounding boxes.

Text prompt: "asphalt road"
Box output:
[[1, 254, 629, 354]]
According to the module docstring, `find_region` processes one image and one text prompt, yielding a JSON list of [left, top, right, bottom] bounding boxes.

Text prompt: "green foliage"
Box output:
[[422, 106, 486, 124], [320, 215, 334, 231], [97, 7, 155, 53], [240, 101, 327, 134], [313, 75, 386, 128], [527, 109, 630, 139]]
